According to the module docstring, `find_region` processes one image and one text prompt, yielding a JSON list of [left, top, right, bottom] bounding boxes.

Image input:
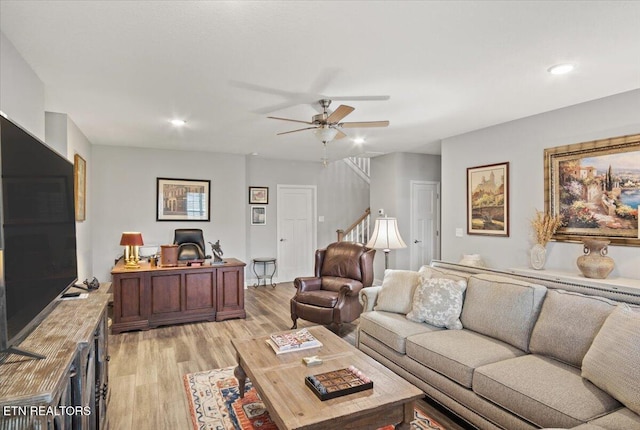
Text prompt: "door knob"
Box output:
[[414, 240, 422, 244], [280, 238, 286, 242]]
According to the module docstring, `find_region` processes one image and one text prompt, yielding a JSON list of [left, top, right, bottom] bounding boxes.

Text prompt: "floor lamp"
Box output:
[[366, 217, 407, 270]]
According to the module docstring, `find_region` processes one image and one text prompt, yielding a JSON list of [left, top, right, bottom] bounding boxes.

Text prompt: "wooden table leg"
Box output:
[[395, 401, 415, 430], [234, 364, 247, 398]]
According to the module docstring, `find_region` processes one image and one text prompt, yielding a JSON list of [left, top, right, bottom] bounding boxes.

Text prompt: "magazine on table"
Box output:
[[267, 328, 322, 354]]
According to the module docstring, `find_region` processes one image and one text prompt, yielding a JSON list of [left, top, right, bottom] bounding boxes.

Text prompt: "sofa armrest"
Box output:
[[359, 285, 382, 312], [294, 277, 322, 292]]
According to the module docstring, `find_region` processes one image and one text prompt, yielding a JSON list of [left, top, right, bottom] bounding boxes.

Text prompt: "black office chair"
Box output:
[[173, 229, 209, 261]]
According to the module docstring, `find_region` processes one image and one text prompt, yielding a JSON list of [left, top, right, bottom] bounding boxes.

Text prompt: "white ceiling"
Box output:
[[1, 1, 639, 162]]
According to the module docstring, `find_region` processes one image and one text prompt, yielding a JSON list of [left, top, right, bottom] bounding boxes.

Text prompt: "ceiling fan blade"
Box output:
[[326, 105, 355, 123], [326, 95, 391, 101], [276, 126, 318, 136], [334, 129, 348, 140], [268, 116, 314, 125], [340, 120, 390, 128]]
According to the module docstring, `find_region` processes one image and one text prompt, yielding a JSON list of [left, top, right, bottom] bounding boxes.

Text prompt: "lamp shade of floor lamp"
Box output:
[[366, 217, 407, 270], [120, 232, 144, 269]]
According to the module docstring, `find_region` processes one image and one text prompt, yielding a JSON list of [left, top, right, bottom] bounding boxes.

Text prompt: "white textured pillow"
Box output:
[[582, 304, 640, 415], [373, 270, 420, 314], [407, 278, 467, 329]]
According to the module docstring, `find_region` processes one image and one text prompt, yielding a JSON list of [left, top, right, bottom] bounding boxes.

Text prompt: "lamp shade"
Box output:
[[120, 232, 144, 246], [366, 217, 407, 251]]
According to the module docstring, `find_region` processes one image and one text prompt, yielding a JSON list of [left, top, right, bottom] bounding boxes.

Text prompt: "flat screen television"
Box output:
[[0, 114, 78, 359]]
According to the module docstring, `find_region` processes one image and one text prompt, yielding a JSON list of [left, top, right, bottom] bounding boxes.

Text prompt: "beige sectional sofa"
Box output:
[[356, 261, 640, 430]]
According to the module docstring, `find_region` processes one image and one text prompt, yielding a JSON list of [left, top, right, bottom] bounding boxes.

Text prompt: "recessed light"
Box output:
[[547, 63, 575, 75], [251, 152, 259, 156], [170, 119, 186, 127], [353, 137, 365, 144]]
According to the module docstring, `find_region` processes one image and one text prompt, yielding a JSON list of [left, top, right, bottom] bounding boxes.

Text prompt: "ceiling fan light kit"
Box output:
[[313, 126, 339, 142]]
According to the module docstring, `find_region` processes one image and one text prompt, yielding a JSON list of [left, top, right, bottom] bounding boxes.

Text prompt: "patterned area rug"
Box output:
[[183, 366, 446, 430]]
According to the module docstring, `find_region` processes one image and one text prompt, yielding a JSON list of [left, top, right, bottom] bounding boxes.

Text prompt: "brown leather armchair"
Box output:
[[290, 241, 375, 332]]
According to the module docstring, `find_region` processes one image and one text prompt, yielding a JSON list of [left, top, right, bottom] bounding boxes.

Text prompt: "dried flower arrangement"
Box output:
[[531, 210, 563, 246]]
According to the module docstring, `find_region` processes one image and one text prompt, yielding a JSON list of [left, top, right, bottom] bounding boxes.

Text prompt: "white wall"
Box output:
[[441, 89, 640, 279], [245, 157, 370, 282], [92, 145, 247, 281], [0, 32, 45, 140], [370, 153, 442, 280]]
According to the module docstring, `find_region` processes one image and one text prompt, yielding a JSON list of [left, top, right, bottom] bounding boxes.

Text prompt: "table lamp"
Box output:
[[120, 232, 144, 269], [366, 217, 407, 270]]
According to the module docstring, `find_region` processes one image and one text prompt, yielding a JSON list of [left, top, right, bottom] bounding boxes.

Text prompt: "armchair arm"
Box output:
[[294, 277, 322, 292], [359, 285, 382, 312], [340, 282, 364, 298]]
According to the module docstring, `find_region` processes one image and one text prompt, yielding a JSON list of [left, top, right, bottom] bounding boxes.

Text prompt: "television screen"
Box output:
[[0, 115, 78, 349]]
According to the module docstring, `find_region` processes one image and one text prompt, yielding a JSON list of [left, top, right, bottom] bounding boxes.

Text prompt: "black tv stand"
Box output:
[[0, 345, 45, 361]]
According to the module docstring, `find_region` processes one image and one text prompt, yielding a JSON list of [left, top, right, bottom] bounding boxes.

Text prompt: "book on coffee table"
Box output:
[[267, 328, 323, 354]]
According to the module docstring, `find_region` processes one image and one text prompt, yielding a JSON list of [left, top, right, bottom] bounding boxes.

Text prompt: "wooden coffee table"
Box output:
[[231, 326, 423, 430]]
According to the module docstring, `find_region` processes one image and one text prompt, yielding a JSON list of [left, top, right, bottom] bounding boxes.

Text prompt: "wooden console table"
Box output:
[[111, 258, 246, 334]]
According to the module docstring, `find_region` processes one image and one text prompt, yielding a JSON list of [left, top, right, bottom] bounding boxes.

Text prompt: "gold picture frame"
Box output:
[[544, 133, 640, 246], [467, 162, 509, 236], [74, 154, 86, 221]]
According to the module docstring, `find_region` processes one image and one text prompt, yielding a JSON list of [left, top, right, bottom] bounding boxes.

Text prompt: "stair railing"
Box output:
[[337, 208, 371, 244]]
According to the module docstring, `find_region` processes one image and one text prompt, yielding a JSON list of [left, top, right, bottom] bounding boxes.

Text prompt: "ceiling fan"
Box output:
[[268, 99, 389, 142]]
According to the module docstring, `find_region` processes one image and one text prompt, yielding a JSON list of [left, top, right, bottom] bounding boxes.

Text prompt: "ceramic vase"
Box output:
[[530, 244, 547, 270], [576, 239, 614, 279]]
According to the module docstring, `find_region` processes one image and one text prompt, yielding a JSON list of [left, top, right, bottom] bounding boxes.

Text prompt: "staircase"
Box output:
[[344, 156, 370, 183]]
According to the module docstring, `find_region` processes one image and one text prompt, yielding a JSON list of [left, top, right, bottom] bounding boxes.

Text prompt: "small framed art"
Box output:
[[249, 186, 269, 204], [467, 162, 509, 236], [251, 206, 266, 225]]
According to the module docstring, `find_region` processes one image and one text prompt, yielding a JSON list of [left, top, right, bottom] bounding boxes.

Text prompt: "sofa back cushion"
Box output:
[[419, 266, 471, 283], [460, 274, 546, 352], [582, 304, 640, 415], [374, 269, 421, 314], [529, 290, 616, 368]]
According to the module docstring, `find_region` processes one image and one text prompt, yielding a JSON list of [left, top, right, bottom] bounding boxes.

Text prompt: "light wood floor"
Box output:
[[107, 283, 470, 430]]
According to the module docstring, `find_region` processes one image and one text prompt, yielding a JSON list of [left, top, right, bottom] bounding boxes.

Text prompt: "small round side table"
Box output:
[[252, 257, 277, 288]]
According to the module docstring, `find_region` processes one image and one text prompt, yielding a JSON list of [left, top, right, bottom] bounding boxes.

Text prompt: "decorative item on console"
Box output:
[[529, 210, 563, 270], [209, 240, 224, 263], [577, 238, 615, 279], [459, 254, 486, 267]]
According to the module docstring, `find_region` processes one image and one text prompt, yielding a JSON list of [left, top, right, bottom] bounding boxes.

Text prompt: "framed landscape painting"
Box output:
[[467, 162, 509, 236], [249, 186, 269, 204], [544, 133, 640, 246], [157, 178, 210, 221]]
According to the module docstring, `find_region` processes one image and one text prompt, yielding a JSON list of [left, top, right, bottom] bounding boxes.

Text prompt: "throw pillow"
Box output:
[[373, 270, 421, 314], [582, 304, 640, 415], [407, 278, 467, 329]]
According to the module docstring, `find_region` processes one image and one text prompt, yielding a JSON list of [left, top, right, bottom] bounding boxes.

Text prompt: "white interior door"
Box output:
[[277, 185, 317, 282], [410, 181, 440, 270]]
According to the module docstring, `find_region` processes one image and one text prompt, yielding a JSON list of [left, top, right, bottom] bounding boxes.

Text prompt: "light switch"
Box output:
[[318, 215, 325, 222], [455, 228, 463, 237]]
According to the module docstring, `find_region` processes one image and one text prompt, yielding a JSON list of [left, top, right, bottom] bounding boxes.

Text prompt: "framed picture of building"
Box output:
[[467, 162, 509, 236], [156, 177, 210, 221], [544, 133, 640, 246]]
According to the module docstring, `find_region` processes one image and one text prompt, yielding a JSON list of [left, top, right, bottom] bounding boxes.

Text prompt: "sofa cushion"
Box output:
[[529, 289, 616, 368], [582, 304, 640, 415], [585, 408, 640, 430], [359, 311, 441, 354], [460, 274, 546, 351], [374, 269, 421, 314], [406, 278, 467, 329], [419, 265, 471, 283], [474, 355, 621, 429], [294, 290, 338, 308], [406, 329, 525, 388]]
